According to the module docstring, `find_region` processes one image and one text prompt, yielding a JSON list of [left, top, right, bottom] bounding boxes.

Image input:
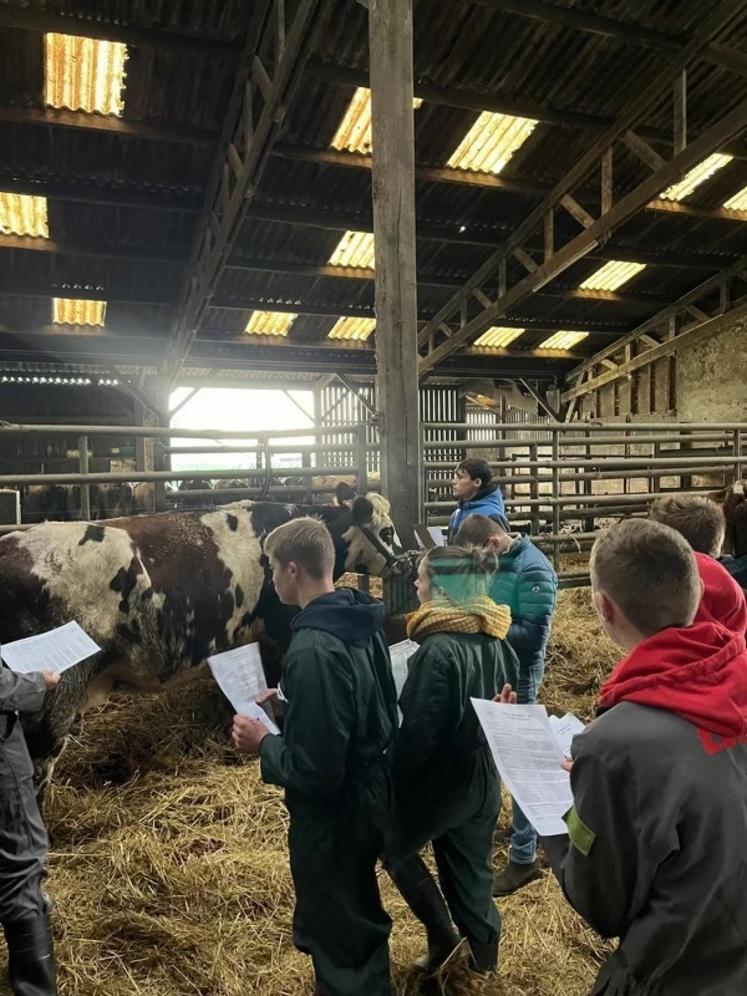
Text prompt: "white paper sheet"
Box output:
[[1, 621, 100, 674], [207, 643, 280, 735], [388, 639, 420, 698], [471, 698, 573, 837], [548, 712, 585, 758], [427, 527, 446, 547]]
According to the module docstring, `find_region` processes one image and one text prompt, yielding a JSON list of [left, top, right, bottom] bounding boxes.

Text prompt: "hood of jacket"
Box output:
[[291, 587, 386, 647], [599, 620, 747, 742], [695, 552, 747, 635]]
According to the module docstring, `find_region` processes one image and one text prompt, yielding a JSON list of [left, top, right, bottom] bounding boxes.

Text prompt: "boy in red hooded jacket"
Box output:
[[542, 518, 747, 996], [650, 494, 747, 634]]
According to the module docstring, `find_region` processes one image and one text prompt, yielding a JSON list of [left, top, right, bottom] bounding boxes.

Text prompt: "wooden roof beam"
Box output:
[[243, 202, 738, 269], [208, 296, 632, 334], [470, 1, 747, 77], [0, 174, 202, 213], [561, 296, 747, 402], [0, 234, 185, 265], [222, 256, 673, 305], [0, 191, 730, 272], [417, 1, 747, 374], [163, 0, 330, 380], [564, 255, 747, 381], [306, 59, 747, 159], [273, 145, 747, 222], [0, 105, 217, 146], [0, 4, 242, 58]]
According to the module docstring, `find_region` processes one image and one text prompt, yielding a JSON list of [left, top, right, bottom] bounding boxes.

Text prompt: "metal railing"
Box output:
[[422, 420, 747, 575], [0, 421, 374, 528]]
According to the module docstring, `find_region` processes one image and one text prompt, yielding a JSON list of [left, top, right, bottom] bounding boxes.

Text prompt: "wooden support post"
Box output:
[[551, 428, 560, 571], [674, 70, 687, 154], [355, 423, 369, 495], [369, 0, 421, 544], [529, 442, 540, 535], [78, 434, 91, 520]]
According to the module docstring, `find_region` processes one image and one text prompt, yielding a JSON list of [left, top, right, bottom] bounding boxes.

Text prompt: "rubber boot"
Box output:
[[492, 858, 544, 896], [3, 914, 57, 996], [387, 856, 461, 972], [468, 937, 498, 974]]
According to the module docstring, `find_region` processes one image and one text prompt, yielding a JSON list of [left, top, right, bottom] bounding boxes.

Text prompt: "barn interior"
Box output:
[[1, 1, 747, 994]]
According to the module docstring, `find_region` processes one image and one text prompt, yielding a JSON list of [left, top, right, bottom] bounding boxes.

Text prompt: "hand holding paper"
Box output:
[[208, 644, 280, 736], [1, 621, 100, 675], [471, 698, 575, 837], [232, 713, 271, 753]]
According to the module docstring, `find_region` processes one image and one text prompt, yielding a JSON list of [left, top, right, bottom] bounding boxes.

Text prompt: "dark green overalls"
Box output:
[[259, 589, 397, 996]]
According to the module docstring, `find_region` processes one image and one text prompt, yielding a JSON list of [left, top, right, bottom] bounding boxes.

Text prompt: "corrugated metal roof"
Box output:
[[538, 330, 588, 350], [330, 86, 423, 154], [328, 316, 376, 341], [446, 111, 537, 174], [724, 185, 747, 210], [579, 260, 647, 291], [44, 33, 128, 116], [328, 230, 376, 268], [0, 192, 48, 237], [660, 153, 733, 202], [244, 310, 297, 336], [473, 327, 524, 348], [52, 298, 107, 326]]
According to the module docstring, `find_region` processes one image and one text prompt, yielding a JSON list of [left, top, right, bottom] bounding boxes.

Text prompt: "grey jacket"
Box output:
[[0, 664, 46, 715], [544, 701, 747, 996]]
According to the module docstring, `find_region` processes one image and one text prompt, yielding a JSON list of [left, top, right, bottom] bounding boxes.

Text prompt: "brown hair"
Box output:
[[421, 545, 498, 602], [456, 458, 493, 488], [265, 517, 335, 580], [455, 513, 508, 547], [590, 518, 700, 636], [650, 494, 726, 557]]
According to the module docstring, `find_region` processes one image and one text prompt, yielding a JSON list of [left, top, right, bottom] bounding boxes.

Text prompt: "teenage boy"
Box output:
[[543, 518, 747, 996], [448, 458, 508, 542], [455, 513, 557, 894], [650, 495, 746, 633], [231, 517, 397, 996], [651, 493, 747, 596]]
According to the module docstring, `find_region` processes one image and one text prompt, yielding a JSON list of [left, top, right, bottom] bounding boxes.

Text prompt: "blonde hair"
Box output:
[[265, 517, 335, 580]]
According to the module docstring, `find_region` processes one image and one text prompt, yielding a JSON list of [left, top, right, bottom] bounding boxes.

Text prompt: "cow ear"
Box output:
[[351, 496, 374, 527]]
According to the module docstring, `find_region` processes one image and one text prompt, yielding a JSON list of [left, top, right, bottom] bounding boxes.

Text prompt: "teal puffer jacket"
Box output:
[[489, 535, 557, 677]]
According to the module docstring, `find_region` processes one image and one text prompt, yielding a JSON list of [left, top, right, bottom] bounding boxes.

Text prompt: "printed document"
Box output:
[[548, 712, 585, 758], [471, 699, 573, 837], [208, 644, 279, 735], [389, 639, 420, 698], [1, 621, 100, 674]]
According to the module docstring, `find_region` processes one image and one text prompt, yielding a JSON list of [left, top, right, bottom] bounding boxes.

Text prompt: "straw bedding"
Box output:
[[1, 587, 618, 996]]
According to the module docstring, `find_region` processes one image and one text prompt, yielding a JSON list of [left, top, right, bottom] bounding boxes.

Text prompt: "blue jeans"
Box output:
[[509, 653, 546, 865]]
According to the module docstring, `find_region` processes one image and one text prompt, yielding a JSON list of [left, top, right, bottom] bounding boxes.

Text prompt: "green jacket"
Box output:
[[393, 630, 519, 793], [260, 589, 397, 816]]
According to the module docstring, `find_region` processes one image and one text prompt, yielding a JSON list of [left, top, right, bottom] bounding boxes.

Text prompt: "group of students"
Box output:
[[2, 459, 746, 996]]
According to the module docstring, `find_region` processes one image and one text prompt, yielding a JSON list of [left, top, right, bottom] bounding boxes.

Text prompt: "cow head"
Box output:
[[344, 493, 400, 575]]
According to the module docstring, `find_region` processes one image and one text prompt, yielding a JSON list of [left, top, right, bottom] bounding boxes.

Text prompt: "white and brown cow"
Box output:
[[0, 494, 399, 795]]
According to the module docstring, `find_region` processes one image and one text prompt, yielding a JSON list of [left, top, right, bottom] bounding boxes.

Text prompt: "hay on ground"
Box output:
[[0, 590, 613, 996]]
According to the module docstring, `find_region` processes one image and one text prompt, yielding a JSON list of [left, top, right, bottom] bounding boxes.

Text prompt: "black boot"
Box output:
[[4, 914, 57, 996], [468, 938, 498, 975], [387, 855, 462, 971]]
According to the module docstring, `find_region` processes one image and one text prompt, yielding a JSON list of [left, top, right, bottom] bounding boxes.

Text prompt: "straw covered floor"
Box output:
[[1, 587, 618, 996]]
